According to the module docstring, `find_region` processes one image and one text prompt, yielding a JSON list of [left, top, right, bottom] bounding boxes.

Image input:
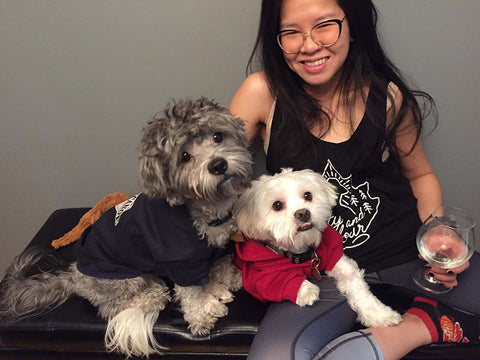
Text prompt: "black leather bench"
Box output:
[[0, 208, 478, 359]]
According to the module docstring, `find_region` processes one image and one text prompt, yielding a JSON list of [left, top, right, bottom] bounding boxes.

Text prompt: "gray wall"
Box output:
[[1, 1, 479, 276]]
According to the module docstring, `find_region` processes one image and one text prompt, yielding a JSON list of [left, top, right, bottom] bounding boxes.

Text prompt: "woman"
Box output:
[[230, 0, 479, 359]]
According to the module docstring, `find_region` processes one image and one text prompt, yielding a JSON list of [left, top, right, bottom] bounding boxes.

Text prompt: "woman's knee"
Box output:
[[313, 330, 384, 360], [292, 303, 357, 360], [248, 301, 357, 360]]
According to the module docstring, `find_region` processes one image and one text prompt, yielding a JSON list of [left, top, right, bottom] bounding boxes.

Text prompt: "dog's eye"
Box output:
[[213, 132, 224, 143], [181, 151, 191, 163], [304, 192, 313, 201], [272, 201, 283, 211]]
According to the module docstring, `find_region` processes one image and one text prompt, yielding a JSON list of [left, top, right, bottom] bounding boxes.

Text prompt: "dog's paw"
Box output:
[[183, 294, 226, 336], [204, 293, 229, 317], [210, 256, 243, 292], [227, 266, 244, 292], [357, 301, 403, 328], [206, 282, 234, 304], [296, 280, 320, 307], [185, 314, 218, 336]]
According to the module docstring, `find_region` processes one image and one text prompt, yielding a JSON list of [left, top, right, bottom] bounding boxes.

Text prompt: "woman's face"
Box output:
[[279, 0, 351, 94]]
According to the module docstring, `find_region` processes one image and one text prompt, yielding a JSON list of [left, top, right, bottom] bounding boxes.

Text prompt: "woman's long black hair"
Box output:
[[248, 0, 436, 162]]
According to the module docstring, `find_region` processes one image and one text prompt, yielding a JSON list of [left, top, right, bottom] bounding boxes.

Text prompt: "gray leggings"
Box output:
[[246, 253, 480, 360]]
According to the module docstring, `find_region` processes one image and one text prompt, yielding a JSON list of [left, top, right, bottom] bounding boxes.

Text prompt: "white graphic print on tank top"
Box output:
[[322, 160, 380, 249]]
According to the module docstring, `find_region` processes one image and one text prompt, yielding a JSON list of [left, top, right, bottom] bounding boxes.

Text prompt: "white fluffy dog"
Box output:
[[233, 168, 402, 328]]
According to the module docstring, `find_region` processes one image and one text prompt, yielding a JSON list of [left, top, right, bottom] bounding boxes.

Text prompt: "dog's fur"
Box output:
[[0, 98, 252, 357], [234, 168, 402, 328]]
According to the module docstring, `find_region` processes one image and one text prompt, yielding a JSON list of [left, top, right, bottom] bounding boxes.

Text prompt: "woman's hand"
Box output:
[[419, 254, 470, 289]]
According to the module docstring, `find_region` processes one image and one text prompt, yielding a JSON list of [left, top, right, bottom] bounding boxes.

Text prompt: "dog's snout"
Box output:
[[208, 157, 228, 175], [295, 208, 311, 222]]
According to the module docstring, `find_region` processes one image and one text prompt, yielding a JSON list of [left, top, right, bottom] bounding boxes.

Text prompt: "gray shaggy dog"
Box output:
[[0, 98, 252, 358]]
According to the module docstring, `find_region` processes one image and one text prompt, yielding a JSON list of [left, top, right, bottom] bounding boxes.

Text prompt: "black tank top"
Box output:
[[266, 83, 421, 272]]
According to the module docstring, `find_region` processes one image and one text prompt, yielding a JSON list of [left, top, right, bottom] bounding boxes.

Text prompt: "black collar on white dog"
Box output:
[[284, 248, 316, 264], [263, 243, 315, 264], [208, 211, 233, 227]]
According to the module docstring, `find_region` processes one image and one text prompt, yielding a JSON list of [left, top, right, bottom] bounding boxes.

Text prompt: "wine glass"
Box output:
[[412, 205, 476, 294]]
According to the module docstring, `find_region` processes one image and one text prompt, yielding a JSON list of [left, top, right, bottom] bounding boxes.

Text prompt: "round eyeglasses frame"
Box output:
[[276, 17, 346, 54]]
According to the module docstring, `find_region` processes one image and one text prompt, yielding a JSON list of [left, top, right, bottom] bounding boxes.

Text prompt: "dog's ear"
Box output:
[[312, 172, 338, 208], [138, 152, 169, 198], [233, 177, 269, 239], [138, 115, 181, 202], [302, 169, 338, 208], [324, 180, 339, 208], [138, 149, 187, 205]]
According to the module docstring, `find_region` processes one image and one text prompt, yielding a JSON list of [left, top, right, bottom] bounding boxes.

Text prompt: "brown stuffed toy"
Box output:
[[51, 192, 130, 249]]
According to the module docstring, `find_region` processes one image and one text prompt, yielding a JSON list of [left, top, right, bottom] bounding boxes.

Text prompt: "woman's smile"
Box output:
[[301, 57, 329, 72]]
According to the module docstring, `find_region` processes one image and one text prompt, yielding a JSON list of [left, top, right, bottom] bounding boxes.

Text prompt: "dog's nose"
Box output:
[[208, 157, 228, 175], [295, 208, 311, 222]]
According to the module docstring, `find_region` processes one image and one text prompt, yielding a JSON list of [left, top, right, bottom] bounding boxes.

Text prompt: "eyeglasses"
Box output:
[[277, 17, 346, 54]]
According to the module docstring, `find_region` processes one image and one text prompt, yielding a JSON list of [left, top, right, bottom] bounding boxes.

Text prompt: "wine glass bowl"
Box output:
[[413, 206, 476, 294]]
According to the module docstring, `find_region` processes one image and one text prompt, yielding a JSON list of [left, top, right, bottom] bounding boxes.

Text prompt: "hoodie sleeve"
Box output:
[[247, 267, 306, 303], [235, 241, 307, 303]]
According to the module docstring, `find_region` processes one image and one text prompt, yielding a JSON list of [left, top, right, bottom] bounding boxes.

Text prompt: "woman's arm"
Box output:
[[391, 90, 469, 288], [387, 85, 442, 221], [229, 72, 274, 144], [398, 121, 469, 288], [397, 136, 442, 222]]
